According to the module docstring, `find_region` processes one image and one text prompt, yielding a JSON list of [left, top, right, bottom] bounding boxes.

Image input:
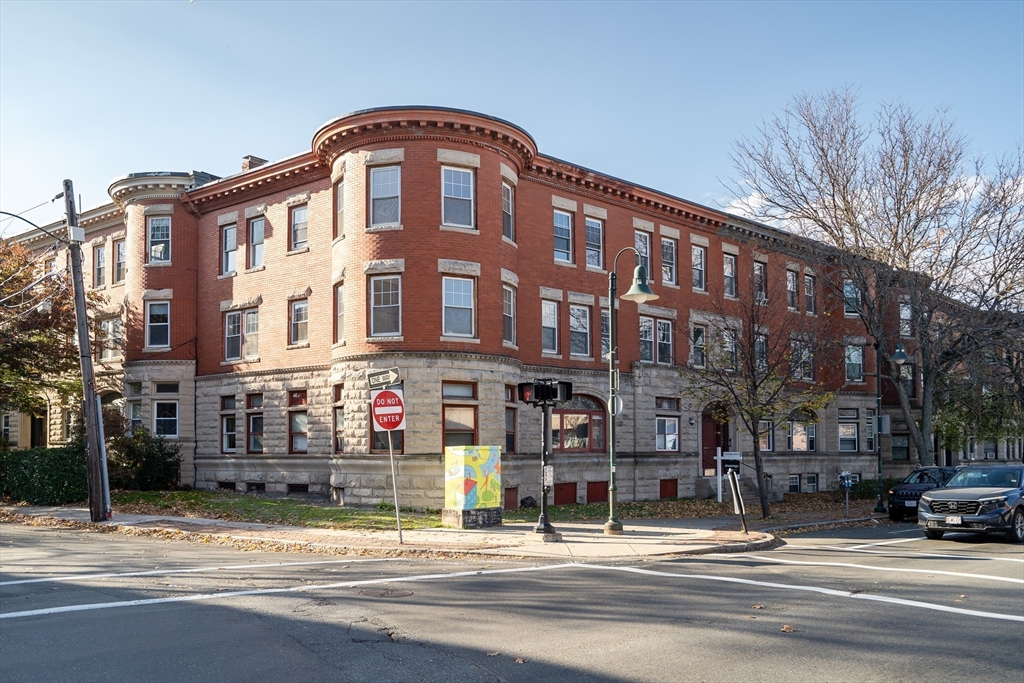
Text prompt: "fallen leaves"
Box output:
[[955, 594, 965, 604], [515, 658, 527, 665], [780, 624, 795, 633], [752, 604, 765, 609]]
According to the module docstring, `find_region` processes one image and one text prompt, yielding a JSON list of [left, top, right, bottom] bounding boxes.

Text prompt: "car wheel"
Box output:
[[888, 509, 904, 522], [1007, 508, 1024, 544], [923, 529, 944, 540]]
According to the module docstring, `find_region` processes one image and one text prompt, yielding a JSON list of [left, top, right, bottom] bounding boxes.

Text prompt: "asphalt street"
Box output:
[[1, 522, 1021, 682]]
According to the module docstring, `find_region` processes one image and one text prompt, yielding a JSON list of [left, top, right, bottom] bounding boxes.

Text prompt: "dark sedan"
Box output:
[[887, 467, 959, 521], [918, 465, 1024, 542]]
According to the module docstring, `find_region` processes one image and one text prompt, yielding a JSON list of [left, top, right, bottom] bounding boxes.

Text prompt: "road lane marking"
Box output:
[[848, 537, 924, 549], [703, 554, 1024, 584], [2, 561, 1021, 623], [0, 558, 390, 587], [781, 545, 1024, 564]]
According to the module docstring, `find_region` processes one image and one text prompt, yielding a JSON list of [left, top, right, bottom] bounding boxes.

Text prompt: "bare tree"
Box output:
[[728, 87, 1024, 466], [679, 257, 838, 518]]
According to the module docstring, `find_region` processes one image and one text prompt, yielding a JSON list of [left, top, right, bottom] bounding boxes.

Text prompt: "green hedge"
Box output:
[[845, 477, 902, 501], [0, 442, 88, 505], [106, 428, 181, 491]]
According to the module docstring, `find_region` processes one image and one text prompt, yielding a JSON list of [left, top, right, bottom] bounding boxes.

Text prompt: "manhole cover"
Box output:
[[359, 589, 414, 598]]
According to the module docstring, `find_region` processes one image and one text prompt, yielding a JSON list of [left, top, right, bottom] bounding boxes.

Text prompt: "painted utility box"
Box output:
[[442, 446, 503, 528]]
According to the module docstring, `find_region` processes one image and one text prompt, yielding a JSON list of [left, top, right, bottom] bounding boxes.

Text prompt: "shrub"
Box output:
[[845, 476, 902, 501], [0, 442, 88, 505], [106, 428, 181, 491]]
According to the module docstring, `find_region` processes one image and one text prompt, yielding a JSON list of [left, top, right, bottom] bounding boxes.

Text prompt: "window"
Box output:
[[900, 299, 913, 337], [838, 408, 859, 451], [554, 211, 573, 262], [221, 224, 236, 274], [333, 384, 345, 453], [656, 397, 679, 411], [502, 182, 515, 241], [247, 413, 264, 453], [441, 167, 474, 228], [247, 393, 263, 409], [640, 318, 672, 365], [900, 363, 917, 398], [289, 390, 308, 453], [146, 302, 170, 348], [147, 216, 170, 263], [600, 310, 610, 360], [723, 254, 737, 297], [249, 217, 265, 268], [846, 345, 864, 382], [127, 402, 142, 433], [442, 382, 477, 447], [804, 274, 816, 314], [585, 218, 603, 268], [98, 317, 123, 361], [755, 333, 768, 370], [370, 275, 401, 336], [1, 413, 9, 443], [569, 305, 590, 356], [93, 245, 106, 287], [844, 279, 861, 314], [787, 420, 816, 451], [691, 325, 706, 367], [754, 262, 767, 301], [639, 317, 654, 362], [442, 277, 475, 337], [332, 284, 344, 344], [723, 329, 737, 370], [63, 409, 73, 441], [335, 180, 345, 237], [502, 285, 516, 344], [691, 244, 706, 290], [44, 259, 56, 275], [866, 409, 876, 452], [791, 340, 814, 381], [290, 299, 308, 344], [225, 309, 258, 360], [758, 421, 774, 451], [505, 407, 516, 454], [660, 238, 677, 284], [154, 401, 178, 437], [155, 382, 178, 394], [805, 474, 818, 493], [371, 166, 401, 226], [656, 417, 679, 452], [114, 240, 126, 283], [290, 205, 308, 250], [636, 231, 651, 275], [788, 475, 801, 493], [657, 319, 673, 365], [786, 270, 798, 309], [542, 300, 558, 353], [222, 415, 236, 453], [222, 396, 237, 410], [553, 395, 605, 452]]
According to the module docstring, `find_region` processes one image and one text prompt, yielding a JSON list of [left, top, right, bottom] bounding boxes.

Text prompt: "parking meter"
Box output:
[[839, 471, 853, 517]]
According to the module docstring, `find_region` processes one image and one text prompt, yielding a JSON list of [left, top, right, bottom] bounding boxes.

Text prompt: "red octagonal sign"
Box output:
[[371, 388, 406, 432]]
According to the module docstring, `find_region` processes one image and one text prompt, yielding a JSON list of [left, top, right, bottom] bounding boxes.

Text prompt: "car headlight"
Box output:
[[979, 496, 1009, 513], [919, 497, 932, 510], [887, 490, 895, 496]]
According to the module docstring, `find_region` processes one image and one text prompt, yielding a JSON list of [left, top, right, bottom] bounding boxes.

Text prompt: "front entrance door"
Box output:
[[701, 408, 729, 476], [30, 415, 46, 448]]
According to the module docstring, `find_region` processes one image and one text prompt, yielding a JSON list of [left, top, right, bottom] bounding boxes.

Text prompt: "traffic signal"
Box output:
[[517, 381, 573, 405]]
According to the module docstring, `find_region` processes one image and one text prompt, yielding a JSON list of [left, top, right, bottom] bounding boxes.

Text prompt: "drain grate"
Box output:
[[359, 589, 414, 598]]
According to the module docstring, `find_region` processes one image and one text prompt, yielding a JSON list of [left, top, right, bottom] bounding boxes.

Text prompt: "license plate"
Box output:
[[905, 500, 917, 507], [945, 515, 962, 525]]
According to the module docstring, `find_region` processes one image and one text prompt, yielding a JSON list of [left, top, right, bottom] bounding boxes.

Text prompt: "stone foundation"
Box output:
[[442, 507, 503, 529]]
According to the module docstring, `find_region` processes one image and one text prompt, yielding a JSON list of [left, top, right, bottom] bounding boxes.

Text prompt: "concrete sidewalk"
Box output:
[[2, 505, 788, 559]]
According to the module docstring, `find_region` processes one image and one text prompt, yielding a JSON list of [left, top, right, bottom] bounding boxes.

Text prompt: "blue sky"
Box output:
[[1, 0, 1021, 236]]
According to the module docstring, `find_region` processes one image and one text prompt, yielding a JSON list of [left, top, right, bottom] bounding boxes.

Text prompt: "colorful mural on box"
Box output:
[[444, 446, 502, 510]]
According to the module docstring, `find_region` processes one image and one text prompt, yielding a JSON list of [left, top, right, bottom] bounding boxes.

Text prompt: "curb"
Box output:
[[761, 515, 888, 533], [669, 534, 780, 556]]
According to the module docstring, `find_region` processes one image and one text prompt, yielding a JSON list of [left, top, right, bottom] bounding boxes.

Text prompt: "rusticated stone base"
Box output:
[[442, 507, 503, 529]]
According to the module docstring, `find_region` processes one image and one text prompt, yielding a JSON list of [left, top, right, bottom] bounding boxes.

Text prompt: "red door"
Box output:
[[701, 408, 729, 475]]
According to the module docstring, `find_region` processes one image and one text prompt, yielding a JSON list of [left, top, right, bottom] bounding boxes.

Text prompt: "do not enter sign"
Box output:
[[370, 388, 406, 432]]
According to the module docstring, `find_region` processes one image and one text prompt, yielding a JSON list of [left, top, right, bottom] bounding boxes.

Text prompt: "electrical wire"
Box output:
[[0, 243, 59, 290]]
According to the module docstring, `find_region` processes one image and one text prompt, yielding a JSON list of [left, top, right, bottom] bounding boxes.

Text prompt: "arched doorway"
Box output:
[[552, 395, 605, 453], [701, 403, 730, 475]]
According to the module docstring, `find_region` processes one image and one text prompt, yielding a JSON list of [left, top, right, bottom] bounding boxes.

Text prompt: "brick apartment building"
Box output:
[[7, 106, 1020, 507]]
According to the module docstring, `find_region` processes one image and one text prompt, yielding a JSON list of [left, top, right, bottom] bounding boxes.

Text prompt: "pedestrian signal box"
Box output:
[[517, 381, 572, 406]]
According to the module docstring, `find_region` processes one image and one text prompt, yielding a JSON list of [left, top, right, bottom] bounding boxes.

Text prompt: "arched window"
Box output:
[[553, 395, 605, 452]]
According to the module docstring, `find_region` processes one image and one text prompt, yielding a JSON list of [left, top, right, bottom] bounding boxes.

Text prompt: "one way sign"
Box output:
[[367, 367, 401, 389]]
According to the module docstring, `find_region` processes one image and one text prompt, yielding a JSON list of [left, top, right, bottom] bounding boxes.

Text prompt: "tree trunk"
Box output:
[[752, 443, 771, 519]]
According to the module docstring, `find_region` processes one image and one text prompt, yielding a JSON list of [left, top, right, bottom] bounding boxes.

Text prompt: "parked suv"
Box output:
[[918, 465, 1024, 542], [887, 467, 960, 521]]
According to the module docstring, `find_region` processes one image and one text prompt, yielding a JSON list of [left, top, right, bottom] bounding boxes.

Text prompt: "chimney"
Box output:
[[241, 155, 268, 172]]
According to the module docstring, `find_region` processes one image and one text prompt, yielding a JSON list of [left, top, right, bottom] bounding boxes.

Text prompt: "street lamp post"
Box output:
[[875, 340, 910, 513], [605, 247, 658, 535]]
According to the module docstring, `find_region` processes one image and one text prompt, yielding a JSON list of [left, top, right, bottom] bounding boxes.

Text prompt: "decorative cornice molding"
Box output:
[[180, 154, 326, 216]]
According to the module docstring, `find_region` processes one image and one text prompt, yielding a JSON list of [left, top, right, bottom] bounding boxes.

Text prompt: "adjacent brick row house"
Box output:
[[8, 107, 1022, 506]]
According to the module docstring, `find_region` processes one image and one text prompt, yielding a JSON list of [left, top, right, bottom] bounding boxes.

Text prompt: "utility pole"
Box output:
[[63, 180, 108, 522]]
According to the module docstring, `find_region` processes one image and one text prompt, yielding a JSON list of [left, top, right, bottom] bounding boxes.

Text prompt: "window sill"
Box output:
[[97, 357, 123, 365], [554, 260, 577, 269], [366, 224, 403, 233], [805, 311, 817, 317], [570, 355, 594, 362], [724, 294, 739, 301], [439, 225, 478, 234], [332, 235, 346, 245], [366, 336, 404, 343], [142, 346, 170, 353], [439, 336, 480, 344], [586, 265, 607, 274], [502, 341, 519, 350], [286, 247, 310, 256], [218, 272, 237, 280], [332, 340, 346, 349], [245, 265, 266, 274], [145, 262, 172, 268], [91, 285, 107, 292], [286, 342, 310, 350], [692, 288, 709, 296], [541, 352, 562, 359], [111, 282, 125, 289], [501, 236, 518, 248], [662, 282, 679, 289], [221, 357, 260, 366]]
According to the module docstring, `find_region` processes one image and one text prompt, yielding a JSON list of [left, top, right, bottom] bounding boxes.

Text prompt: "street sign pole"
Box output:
[[370, 386, 406, 544], [388, 429, 402, 544]]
